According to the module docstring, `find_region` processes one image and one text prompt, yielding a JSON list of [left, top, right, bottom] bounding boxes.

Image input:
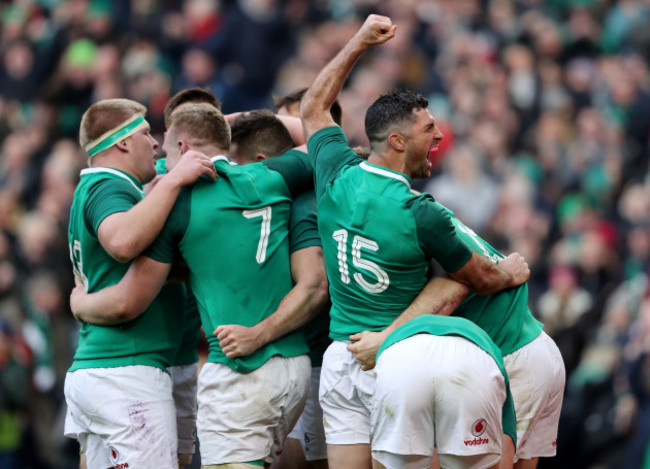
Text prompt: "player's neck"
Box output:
[[367, 153, 410, 177], [89, 152, 141, 181], [191, 143, 228, 159]]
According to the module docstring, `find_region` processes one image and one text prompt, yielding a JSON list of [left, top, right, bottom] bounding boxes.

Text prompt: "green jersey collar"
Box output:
[[80, 167, 144, 193], [359, 162, 411, 188]]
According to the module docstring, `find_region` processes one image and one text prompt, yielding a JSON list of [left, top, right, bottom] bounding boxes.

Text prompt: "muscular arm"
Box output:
[[450, 251, 529, 295], [97, 151, 216, 262], [215, 246, 329, 358], [301, 14, 396, 140], [276, 115, 305, 146], [348, 277, 469, 370], [225, 112, 305, 146], [70, 256, 171, 325], [412, 197, 530, 296]]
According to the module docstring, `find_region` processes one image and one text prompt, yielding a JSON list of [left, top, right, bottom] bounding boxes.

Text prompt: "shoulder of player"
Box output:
[[403, 192, 455, 224], [84, 171, 143, 198]]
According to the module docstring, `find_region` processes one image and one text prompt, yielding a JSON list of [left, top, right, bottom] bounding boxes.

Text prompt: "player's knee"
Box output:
[[179, 453, 193, 468]]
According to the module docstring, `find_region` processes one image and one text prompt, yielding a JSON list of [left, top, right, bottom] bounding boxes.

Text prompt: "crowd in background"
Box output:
[[0, 0, 648, 468]]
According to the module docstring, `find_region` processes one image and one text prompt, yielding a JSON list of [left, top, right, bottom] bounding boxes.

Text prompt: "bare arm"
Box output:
[[275, 115, 305, 146], [70, 256, 171, 325], [225, 112, 305, 146], [215, 246, 329, 358], [348, 277, 469, 370], [450, 251, 529, 296], [98, 151, 216, 262], [301, 14, 396, 140]]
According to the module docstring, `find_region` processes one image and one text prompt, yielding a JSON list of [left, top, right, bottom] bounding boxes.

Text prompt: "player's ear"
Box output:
[[255, 153, 267, 162], [388, 132, 406, 151], [179, 140, 190, 155], [115, 137, 130, 152]]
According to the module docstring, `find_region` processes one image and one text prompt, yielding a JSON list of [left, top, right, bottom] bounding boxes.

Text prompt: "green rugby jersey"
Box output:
[[444, 208, 544, 355], [154, 157, 167, 175], [172, 283, 201, 366], [154, 157, 201, 367], [309, 126, 473, 340], [146, 153, 313, 373], [289, 189, 331, 367], [378, 314, 517, 446], [67, 168, 184, 372]]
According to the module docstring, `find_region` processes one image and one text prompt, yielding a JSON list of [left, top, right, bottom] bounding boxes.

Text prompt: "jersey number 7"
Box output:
[[243, 207, 272, 264]]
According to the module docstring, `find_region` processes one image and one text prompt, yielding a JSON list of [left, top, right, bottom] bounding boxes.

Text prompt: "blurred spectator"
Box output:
[[423, 142, 499, 231], [0, 318, 31, 468], [538, 264, 593, 337]]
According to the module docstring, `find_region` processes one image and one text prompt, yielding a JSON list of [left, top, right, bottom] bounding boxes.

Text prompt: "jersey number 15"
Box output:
[[332, 229, 390, 294]]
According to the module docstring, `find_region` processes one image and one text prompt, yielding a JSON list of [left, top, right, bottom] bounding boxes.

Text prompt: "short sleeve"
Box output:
[[262, 149, 314, 197], [85, 179, 141, 236], [289, 190, 321, 253], [144, 188, 192, 263], [407, 194, 473, 273], [307, 126, 362, 201]]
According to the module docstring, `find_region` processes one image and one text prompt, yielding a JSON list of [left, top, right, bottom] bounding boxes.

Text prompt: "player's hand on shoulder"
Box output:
[[168, 150, 218, 186], [498, 252, 530, 287], [357, 14, 396, 46]]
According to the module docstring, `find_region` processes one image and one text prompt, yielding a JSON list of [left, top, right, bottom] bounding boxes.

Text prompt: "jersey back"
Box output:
[[318, 163, 430, 340], [446, 208, 544, 355], [178, 158, 308, 372]]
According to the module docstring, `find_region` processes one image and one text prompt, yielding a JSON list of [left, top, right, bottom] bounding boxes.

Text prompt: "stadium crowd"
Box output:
[[0, 0, 648, 468]]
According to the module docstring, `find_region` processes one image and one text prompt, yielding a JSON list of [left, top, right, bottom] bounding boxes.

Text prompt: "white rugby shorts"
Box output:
[[371, 334, 505, 469], [504, 331, 565, 461], [319, 340, 377, 445], [197, 355, 310, 465], [64, 366, 178, 469], [287, 365, 327, 461]]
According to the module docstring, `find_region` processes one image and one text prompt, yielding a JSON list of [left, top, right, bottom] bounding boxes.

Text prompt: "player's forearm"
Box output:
[[100, 176, 182, 262], [72, 258, 169, 325], [468, 266, 514, 295], [384, 277, 469, 335], [275, 115, 305, 146], [451, 251, 527, 296], [301, 36, 367, 136], [253, 280, 329, 347], [72, 285, 139, 325]]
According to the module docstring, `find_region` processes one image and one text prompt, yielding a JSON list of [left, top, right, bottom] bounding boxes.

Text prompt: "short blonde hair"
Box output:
[[79, 99, 147, 148], [168, 103, 231, 150]]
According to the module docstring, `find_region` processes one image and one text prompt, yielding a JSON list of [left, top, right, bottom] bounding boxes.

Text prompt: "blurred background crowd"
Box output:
[[0, 0, 648, 467]]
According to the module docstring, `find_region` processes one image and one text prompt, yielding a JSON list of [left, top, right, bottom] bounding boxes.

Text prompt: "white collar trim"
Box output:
[[359, 162, 410, 188], [210, 155, 238, 165], [80, 167, 142, 192]]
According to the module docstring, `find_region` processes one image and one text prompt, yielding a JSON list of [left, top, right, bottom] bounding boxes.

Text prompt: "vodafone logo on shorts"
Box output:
[[471, 419, 487, 437], [108, 446, 130, 468], [464, 419, 489, 446], [109, 446, 119, 464]]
